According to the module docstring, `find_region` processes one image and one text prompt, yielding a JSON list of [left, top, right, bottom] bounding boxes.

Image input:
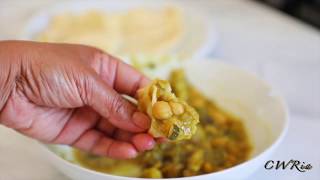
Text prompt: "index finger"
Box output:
[[115, 59, 150, 97], [92, 53, 151, 97]]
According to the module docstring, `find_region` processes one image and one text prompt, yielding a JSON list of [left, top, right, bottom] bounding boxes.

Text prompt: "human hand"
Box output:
[[0, 41, 155, 159]]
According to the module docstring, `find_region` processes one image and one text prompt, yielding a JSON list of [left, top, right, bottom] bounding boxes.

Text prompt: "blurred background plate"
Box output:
[[19, 0, 219, 60]]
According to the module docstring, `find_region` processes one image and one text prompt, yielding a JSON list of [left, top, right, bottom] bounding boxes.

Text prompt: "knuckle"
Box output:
[[80, 75, 94, 105], [110, 95, 128, 117], [88, 51, 105, 74]]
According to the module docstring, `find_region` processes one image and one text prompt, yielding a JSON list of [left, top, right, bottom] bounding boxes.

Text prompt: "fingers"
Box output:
[[113, 129, 133, 141], [113, 131, 155, 152], [81, 71, 150, 132], [52, 107, 99, 144], [97, 121, 156, 152], [112, 130, 155, 152], [89, 53, 151, 97], [132, 133, 155, 151], [53, 108, 154, 158], [96, 117, 116, 136], [113, 58, 150, 97], [73, 129, 137, 159], [108, 112, 150, 132]]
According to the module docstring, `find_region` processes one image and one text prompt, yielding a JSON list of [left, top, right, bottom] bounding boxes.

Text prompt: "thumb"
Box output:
[[80, 71, 150, 133]]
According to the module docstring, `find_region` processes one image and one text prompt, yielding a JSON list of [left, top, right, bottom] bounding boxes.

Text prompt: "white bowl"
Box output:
[[19, 0, 218, 60], [38, 60, 289, 180]]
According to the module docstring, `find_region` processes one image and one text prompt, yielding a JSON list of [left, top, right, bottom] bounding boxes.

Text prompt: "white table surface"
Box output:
[[0, 0, 320, 180]]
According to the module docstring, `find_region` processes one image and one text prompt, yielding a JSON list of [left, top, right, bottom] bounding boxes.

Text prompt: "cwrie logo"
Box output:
[[264, 160, 312, 172]]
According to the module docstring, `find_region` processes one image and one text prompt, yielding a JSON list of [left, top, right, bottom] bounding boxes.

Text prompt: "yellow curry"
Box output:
[[73, 69, 251, 178]]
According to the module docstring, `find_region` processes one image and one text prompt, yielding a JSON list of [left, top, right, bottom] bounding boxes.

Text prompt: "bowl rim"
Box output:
[[39, 60, 290, 180]]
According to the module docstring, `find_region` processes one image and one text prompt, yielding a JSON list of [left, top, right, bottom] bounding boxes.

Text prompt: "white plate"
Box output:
[[19, 0, 218, 60]]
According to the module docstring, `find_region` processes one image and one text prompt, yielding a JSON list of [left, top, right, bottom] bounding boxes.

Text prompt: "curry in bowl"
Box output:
[[72, 69, 251, 178]]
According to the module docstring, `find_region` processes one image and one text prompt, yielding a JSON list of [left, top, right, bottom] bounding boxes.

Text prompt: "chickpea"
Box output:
[[142, 168, 162, 178], [210, 111, 227, 125], [202, 162, 214, 173], [182, 169, 197, 177], [211, 137, 228, 147], [169, 102, 184, 115], [152, 101, 173, 120]]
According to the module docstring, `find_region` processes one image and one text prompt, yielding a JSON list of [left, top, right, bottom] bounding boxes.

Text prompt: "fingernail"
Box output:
[[132, 134, 155, 152], [109, 143, 138, 159], [126, 148, 138, 159], [132, 112, 150, 130]]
